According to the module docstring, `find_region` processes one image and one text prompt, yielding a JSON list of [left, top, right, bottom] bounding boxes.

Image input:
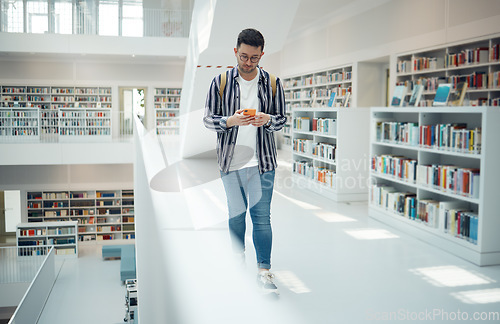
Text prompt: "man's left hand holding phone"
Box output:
[[227, 109, 270, 127]]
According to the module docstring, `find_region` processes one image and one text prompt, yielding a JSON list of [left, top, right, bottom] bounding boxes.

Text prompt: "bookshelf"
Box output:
[[59, 108, 112, 141], [0, 85, 113, 141], [395, 35, 500, 107], [17, 221, 78, 257], [27, 190, 135, 244], [291, 107, 369, 202], [283, 65, 352, 146], [0, 107, 40, 141], [154, 88, 181, 135], [369, 107, 500, 266]]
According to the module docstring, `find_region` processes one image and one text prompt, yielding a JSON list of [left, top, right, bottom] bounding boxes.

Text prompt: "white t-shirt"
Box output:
[[229, 73, 259, 171]]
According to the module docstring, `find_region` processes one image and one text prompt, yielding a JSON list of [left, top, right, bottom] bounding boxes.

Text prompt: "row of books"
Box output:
[[3, 120, 38, 127], [312, 118, 337, 135], [45, 210, 68, 217], [416, 97, 499, 107], [293, 117, 311, 131], [97, 226, 121, 232], [284, 72, 352, 89], [18, 240, 46, 246], [312, 143, 336, 161], [47, 227, 75, 235], [48, 238, 76, 245], [293, 139, 336, 160], [60, 128, 111, 136], [392, 82, 468, 107], [416, 164, 480, 199], [397, 45, 499, 73], [371, 155, 417, 183], [2, 129, 38, 136], [371, 154, 481, 198], [445, 47, 490, 67], [376, 121, 482, 154], [155, 103, 179, 109], [369, 184, 478, 244], [44, 202, 67, 208], [293, 161, 336, 188], [55, 248, 76, 255], [19, 229, 46, 236], [156, 112, 177, 118]]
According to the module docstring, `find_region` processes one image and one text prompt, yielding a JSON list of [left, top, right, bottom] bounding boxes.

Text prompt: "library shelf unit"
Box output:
[[368, 106, 500, 266], [17, 221, 78, 257], [0, 85, 112, 141], [26, 190, 135, 244], [59, 108, 112, 141], [0, 107, 40, 141], [154, 87, 181, 135], [395, 35, 500, 107], [291, 107, 369, 202], [283, 64, 353, 147]]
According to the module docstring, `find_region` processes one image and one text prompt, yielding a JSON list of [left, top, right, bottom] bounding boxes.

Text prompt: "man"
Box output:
[[203, 28, 286, 295]]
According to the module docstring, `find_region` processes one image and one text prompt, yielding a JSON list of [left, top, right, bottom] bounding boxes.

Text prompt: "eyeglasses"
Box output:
[[238, 53, 261, 63]]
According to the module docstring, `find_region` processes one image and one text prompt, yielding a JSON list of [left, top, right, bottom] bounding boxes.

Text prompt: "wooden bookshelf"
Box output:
[[395, 35, 500, 107], [369, 107, 500, 266], [27, 190, 135, 244], [0, 85, 113, 141], [17, 221, 78, 257], [154, 87, 181, 135]]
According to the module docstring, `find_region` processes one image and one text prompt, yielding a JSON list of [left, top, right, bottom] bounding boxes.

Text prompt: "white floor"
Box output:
[[36, 148, 500, 323]]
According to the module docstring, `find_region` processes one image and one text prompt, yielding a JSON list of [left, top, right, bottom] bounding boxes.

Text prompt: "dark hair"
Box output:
[[237, 28, 265, 51]]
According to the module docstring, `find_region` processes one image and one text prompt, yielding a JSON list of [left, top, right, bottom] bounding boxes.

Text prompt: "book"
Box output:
[[408, 84, 424, 106], [343, 92, 350, 107], [433, 83, 452, 106], [328, 92, 336, 107], [390, 85, 407, 107], [449, 82, 468, 106]]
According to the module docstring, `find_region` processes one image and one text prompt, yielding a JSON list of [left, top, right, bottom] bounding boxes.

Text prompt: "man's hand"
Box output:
[[250, 112, 271, 127], [227, 109, 256, 127]]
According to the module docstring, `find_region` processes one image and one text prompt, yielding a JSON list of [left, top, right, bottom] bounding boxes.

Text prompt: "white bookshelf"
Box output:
[[283, 64, 353, 147], [154, 87, 181, 135], [0, 85, 113, 141], [17, 221, 78, 258], [291, 107, 369, 202], [369, 106, 500, 266], [59, 108, 112, 141], [0, 107, 40, 141], [27, 190, 135, 244], [395, 35, 500, 107]]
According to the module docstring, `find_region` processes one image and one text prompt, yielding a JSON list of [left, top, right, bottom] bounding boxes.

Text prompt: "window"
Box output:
[[54, 0, 73, 34], [27, 0, 48, 33], [122, 0, 143, 37], [98, 0, 118, 36], [5, 0, 24, 33]]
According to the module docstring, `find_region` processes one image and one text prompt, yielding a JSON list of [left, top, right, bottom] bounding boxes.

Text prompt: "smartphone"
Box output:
[[242, 109, 256, 116]]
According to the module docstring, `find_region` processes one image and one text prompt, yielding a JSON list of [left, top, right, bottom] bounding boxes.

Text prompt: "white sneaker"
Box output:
[[257, 271, 279, 295]]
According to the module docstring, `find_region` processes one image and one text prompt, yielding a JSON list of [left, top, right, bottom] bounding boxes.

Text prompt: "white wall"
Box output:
[[279, 0, 500, 78]]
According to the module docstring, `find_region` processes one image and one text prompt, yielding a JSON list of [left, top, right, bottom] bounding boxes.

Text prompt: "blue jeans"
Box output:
[[220, 166, 275, 269]]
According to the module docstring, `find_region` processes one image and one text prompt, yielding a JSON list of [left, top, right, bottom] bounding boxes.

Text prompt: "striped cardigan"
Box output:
[[203, 66, 287, 174]]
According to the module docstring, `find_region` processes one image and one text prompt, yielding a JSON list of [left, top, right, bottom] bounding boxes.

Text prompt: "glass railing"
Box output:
[[0, 246, 56, 324], [0, 109, 136, 143], [0, 0, 191, 38]]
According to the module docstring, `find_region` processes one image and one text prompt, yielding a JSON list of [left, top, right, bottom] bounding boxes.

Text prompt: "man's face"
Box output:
[[234, 43, 263, 75]]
